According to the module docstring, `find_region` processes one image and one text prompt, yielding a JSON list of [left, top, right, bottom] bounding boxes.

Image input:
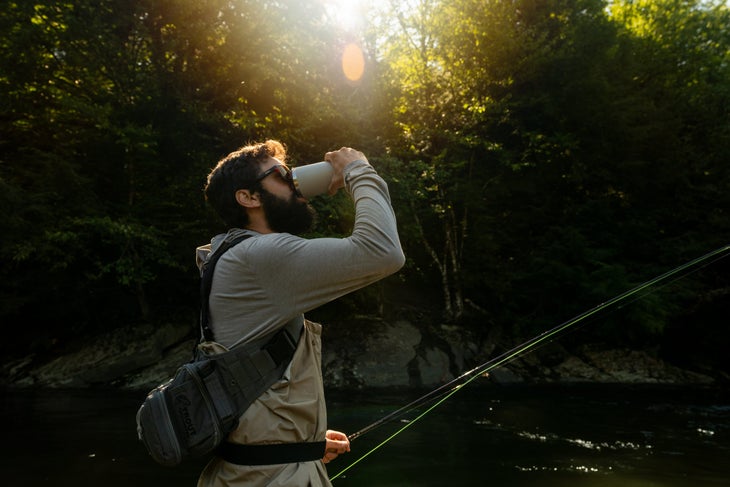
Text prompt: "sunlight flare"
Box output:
[[342, 43, 365, 82]]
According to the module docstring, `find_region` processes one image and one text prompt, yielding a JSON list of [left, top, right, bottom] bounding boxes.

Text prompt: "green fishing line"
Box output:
[[331, 244, 730, 482]]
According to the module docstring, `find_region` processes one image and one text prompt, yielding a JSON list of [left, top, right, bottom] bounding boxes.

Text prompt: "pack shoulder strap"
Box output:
[[199, 233, 303, 345], [209, 314, 303, 411], [198, 233, 304, 413], [199, 234, 250, 342]]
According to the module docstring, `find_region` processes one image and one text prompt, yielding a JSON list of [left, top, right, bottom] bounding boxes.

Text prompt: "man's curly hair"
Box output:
[[205, 140, 287, 228]]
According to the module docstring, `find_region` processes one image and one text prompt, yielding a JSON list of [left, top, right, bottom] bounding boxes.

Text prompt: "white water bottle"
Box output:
[[291, 161, 334, 199]]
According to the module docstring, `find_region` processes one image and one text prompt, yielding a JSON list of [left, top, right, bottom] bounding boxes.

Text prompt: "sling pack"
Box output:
[[136, 234, 303, 466]]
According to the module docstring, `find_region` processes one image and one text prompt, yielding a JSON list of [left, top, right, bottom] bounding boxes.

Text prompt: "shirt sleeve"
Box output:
[[251, 159, 405, 313]]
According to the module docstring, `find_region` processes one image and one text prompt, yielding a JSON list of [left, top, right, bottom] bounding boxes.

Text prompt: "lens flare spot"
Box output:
[[342, 43, 365, 82]]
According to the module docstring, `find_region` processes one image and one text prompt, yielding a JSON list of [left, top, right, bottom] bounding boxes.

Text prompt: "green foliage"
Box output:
[[376, 0, 729, 347], [1, 0, 728, 363]]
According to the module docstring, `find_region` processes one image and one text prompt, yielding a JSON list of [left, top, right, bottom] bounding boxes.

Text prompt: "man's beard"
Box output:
[[259, 188, 316, 235]]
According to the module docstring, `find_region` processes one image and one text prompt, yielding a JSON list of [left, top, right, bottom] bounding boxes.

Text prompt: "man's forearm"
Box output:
[[345, 160, 404, 272]]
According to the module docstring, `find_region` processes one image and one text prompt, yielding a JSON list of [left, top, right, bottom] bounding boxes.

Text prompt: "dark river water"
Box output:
[[2, 384, 728, 486]]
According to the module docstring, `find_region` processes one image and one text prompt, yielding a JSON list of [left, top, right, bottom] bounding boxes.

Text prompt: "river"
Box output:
[[2, 384, 728, 486]]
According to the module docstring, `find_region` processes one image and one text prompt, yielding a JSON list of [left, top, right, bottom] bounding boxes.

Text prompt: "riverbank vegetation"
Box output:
[[1, 0, 728, 377]]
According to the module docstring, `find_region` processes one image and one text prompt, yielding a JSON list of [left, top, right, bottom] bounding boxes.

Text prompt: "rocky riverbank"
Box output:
[[1, 318, 716, 391]]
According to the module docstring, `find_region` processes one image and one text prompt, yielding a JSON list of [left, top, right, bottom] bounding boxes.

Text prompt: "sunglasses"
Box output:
[[254, 164, 300, 195], [255, 164, 292, 183]]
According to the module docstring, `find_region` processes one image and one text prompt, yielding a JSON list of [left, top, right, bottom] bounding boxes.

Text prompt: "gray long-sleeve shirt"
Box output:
[[196, 159, 405, 348]]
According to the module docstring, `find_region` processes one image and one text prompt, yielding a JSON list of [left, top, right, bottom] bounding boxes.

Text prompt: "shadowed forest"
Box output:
[[1, 0, 729, 377]]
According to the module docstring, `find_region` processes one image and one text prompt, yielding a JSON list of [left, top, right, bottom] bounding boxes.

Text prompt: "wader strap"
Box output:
[[217, 441, 326, 466]]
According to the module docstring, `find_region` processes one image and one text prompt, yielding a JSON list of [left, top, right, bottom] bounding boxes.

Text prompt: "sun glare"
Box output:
[[324, 0, 367, 32], [323, 0, 392, 82], [342, 43, 365, 81]]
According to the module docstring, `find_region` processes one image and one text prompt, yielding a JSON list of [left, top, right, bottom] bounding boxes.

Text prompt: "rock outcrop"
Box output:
[[1, 318, 716, 390]]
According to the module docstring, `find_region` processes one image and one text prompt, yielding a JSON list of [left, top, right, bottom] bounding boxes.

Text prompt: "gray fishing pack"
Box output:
[[135, 235, 302, 466]]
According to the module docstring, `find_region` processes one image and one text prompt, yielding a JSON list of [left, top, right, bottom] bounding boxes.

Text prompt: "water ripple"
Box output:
[[510, 429, 651, 451]]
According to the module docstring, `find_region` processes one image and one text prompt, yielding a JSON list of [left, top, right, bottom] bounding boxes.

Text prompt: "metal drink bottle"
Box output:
[[291, 161, 334, 199]]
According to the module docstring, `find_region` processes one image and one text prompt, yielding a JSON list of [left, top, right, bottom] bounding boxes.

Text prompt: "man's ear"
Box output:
[[235, 189, 261, 208]]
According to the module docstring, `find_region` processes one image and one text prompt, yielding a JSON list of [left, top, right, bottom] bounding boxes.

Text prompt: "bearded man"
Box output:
[[196, 140, 404, 486]]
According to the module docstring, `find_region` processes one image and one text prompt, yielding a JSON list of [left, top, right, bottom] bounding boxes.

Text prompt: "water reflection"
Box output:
[[328, 385, 730, 486], [2, 385, 728, 487]]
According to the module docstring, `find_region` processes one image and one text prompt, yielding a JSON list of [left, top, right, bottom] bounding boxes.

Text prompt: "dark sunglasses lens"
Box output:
[[278, 165, 292, 181]]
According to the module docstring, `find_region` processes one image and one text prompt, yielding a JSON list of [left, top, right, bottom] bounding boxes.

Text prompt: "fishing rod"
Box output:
[[331, 243, 730, 481]]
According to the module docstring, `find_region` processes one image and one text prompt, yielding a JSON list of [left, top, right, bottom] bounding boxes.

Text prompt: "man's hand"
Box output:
[[322, 429, 351, 464], [324, 147, 367, 195]]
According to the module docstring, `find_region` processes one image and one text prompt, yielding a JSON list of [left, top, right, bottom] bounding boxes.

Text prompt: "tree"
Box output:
[[377, 0, 484, 322], [2, 0, 728, 363], [0, 0, 381, 350]]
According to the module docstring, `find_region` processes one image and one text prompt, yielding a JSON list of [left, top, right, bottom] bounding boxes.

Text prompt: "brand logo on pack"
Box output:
[[175, 394, 197, 438]]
